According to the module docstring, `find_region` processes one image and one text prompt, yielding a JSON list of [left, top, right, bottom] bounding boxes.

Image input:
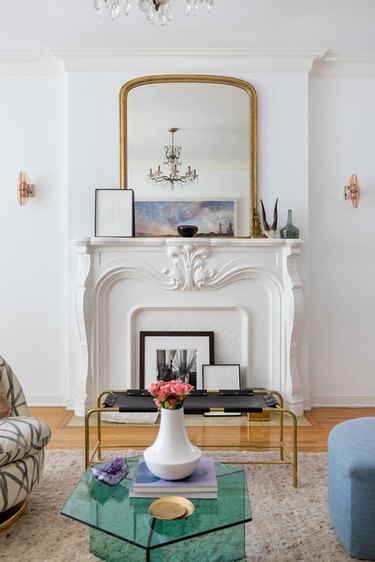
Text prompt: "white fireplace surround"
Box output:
[[74, 237, 304, 416]]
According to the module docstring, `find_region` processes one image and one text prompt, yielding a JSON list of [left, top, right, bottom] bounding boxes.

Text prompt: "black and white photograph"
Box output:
[[139, 331, 214, 389], [156, 348, 197, 386]]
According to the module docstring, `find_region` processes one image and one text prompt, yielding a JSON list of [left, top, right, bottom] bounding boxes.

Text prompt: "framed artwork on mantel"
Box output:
[[134, 199, 237, 237], [139, 331, 214, 389], [95, 188, 134, 237]]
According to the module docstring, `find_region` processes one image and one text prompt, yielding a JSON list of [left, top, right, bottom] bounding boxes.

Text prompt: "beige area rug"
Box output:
[[67, 412, 311, 428], [0, 450, 363, 562]]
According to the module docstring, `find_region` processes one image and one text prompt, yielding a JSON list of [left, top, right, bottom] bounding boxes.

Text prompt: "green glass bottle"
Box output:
[[280, 209, 299, 239]]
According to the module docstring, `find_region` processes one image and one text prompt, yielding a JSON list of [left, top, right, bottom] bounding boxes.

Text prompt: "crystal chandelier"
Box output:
[[93, 0, 214, 25], [147, 128, 198, 189]]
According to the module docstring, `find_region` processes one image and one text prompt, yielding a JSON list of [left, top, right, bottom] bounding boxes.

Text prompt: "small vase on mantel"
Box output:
[[280, 209, 299, 239]]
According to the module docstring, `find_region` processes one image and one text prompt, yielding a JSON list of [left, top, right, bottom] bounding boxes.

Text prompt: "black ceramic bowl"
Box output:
[[177, 225, 198, 237]]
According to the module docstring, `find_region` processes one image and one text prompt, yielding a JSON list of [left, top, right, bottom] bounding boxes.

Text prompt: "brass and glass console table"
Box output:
[[85, 389, 298, 487]]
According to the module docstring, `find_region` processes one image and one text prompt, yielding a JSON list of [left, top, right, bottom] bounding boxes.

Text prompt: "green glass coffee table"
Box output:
[[61, 456, 251, 562]]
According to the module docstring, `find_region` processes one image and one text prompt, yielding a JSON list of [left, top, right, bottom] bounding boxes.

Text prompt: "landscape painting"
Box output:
[[134, 199, 237, 237]]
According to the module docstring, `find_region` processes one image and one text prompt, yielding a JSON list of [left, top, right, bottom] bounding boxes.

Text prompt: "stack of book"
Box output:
[[129, 456, 218, 499]]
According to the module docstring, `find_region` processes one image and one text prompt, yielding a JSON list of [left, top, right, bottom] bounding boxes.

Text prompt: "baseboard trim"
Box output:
[[26, 395, 68, 407], [310, 394, 375, 407]]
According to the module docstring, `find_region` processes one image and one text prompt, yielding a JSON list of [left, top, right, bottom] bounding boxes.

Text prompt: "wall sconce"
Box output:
[[17, 171, 33, 206], [344, 174, 360, 208]]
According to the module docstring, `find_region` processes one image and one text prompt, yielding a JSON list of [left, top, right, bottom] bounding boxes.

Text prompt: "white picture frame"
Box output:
[[202, 364, 241, 416], [202, 364, 241, 390], [95, 188, 134, 237]]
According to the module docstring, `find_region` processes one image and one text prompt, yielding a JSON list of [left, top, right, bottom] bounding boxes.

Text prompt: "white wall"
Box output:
[[254, 73, 310, 406], [5, 58, 373, 410], [67, 71, 132, 409], [309, 76, 375, 405], [0, 74, 68, 404], [67, 69, 310, 409]]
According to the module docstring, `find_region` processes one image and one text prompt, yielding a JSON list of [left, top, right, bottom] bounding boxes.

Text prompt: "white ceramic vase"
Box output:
[[143, 407, 201, 480]]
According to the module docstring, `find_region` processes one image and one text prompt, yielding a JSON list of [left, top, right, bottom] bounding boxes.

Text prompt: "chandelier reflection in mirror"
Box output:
[[94, 0, 214, 25], [147, 128, 198, 189]]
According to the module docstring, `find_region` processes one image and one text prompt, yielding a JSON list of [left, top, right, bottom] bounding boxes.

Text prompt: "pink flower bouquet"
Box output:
[[148, 380, 194, 410]]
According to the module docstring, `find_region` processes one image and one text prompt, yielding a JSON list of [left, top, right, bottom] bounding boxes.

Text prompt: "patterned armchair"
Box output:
[[0, 356, 51, 529]]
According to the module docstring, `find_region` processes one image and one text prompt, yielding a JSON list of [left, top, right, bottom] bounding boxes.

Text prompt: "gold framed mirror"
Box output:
[[119, 75, 261, 237]]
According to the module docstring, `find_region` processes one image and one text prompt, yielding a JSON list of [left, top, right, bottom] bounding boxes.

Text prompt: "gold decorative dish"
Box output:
[[148, 496, 195, 520]]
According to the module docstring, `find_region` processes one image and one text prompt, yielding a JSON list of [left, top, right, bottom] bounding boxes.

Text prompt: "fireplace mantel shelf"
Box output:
[[73, 236, 304, 416], [76, 236, 304, 249]]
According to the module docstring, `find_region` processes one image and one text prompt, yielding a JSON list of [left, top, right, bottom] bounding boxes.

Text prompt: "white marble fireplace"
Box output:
[[74, 237, 304, 416]]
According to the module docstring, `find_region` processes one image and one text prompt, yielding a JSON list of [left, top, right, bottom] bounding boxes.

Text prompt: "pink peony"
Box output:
[[149, 381, 163, 397], [147, 379, 194, 410], [170, 381, 193, 398], [157, 385, 171, 401]]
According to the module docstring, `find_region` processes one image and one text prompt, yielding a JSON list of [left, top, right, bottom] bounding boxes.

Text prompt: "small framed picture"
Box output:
[[202, 364, 241, 390], [202, 364, 241, 416], [140, 331, 214, 389], [95, 188, 134, 237]]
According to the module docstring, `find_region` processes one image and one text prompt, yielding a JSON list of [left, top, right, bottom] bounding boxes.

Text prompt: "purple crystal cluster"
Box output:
[[91, 456, 129, 486]]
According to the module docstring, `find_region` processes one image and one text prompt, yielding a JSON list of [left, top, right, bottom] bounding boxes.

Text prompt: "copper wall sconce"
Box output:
[[344, 174, 360, 208], [17, 171, 33, 206]]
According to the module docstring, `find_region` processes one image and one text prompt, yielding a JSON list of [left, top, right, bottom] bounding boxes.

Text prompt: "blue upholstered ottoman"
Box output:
[[328, 417, 375, 560]]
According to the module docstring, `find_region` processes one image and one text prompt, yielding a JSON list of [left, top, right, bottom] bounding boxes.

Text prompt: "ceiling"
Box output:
[[1, 0, 375, 56]]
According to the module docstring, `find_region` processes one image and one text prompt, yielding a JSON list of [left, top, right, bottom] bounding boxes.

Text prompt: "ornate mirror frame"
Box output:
[[119, 75, 261, 237]]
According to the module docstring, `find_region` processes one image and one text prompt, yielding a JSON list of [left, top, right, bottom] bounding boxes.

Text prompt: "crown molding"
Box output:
[[50, 48, 326, 74], [311, 56, 375, 77], [2, 50, 374, 77], [0, 53, 64, 75]]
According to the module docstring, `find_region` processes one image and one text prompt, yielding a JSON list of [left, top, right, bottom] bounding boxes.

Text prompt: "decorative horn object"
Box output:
[[260, 198, 278, 238], [344, 174, 360, 208], [17, 171, 33, 206]]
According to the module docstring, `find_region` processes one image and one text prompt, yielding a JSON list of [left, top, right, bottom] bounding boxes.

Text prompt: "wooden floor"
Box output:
[[29, 406, 375, 452]]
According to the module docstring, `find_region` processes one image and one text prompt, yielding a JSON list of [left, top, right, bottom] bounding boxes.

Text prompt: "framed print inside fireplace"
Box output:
[[202, 364, 241, 390], [202, 364, 241, 417], [140, 331, 214, 389]]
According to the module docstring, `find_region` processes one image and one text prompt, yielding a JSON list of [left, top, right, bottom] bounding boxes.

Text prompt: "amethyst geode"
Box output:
[[91, 456, 129, 486]]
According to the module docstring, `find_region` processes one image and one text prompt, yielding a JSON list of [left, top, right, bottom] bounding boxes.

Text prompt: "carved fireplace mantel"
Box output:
[[74, 237, 304, 416]]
